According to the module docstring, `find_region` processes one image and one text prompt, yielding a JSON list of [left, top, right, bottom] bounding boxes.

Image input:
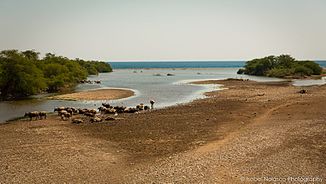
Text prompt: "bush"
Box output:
[[293, 65, 313, 76], [237, 68, 245, 74], [301, 61, 322, 75], [0, 50, 47, 98], [241, 55, 322, 78], [76, 59, 112, 75], [266, 68, 291, 78]]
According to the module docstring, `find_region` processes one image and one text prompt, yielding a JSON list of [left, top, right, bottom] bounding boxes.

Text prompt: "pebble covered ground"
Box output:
[[0, 80, 325, 183]]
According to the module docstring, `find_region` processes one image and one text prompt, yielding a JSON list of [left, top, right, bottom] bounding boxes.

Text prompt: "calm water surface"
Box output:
[[1, 67, 325, 123]]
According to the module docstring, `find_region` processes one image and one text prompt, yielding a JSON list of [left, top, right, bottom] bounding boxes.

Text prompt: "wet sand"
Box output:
[[0, 79, 325, 183], [48, 88, 134, 101]]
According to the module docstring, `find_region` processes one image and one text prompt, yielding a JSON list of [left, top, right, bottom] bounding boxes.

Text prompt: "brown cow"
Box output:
[[24, 111, 40, 121]]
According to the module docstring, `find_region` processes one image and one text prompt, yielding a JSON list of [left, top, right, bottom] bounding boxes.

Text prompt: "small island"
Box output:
[[237, 55, 324, 78]]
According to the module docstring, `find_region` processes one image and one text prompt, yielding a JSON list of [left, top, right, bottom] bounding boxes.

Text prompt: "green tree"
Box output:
[[0, 49, 113, 99], [22, 50, 40, 61], [0, 50, 46, 98], [276, 55, 296, 68]]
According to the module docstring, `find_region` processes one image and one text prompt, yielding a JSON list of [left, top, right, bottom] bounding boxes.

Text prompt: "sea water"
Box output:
[[110, 61, 326, 69]]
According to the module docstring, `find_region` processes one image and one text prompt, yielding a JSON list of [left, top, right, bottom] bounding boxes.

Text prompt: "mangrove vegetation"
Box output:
[[0, 50, 112, 100], [237, 55, 322, 78]]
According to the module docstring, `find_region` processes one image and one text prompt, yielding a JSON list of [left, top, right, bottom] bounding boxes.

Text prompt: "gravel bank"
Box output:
[[1, 79, 325, 183]]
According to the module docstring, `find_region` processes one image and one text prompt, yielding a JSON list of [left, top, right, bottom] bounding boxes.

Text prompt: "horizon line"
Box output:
[[108, 59, 326, 62]]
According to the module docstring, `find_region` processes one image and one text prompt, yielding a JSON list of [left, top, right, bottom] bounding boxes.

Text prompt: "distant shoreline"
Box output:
[[109, 61, 326, 70]]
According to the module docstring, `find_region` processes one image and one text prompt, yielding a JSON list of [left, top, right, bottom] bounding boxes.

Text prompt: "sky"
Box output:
[[0, 0, 325, 61]]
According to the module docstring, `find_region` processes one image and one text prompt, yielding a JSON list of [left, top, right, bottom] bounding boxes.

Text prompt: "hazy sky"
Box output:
[[0, 0, 325, 61]]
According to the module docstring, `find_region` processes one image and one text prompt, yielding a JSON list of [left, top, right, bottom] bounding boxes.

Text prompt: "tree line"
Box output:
[[0, 50, 112, 100], [237, 55, 322, 78]]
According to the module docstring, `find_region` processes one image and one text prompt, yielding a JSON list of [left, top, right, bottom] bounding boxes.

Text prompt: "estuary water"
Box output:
[[1, 61, 326, 123]]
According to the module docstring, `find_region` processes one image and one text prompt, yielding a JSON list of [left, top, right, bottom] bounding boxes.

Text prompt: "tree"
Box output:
[[0, 50, 46, 98], [22, 50, 40, 61], [276, 55, 296, 68], [0, 49, 113, 99]]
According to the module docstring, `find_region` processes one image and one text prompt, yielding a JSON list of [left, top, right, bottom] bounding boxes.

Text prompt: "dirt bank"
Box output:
[[0, 79, 325, 183]]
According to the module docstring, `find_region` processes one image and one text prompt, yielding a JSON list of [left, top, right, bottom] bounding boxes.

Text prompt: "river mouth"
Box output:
[[1, 68, 325, 123]]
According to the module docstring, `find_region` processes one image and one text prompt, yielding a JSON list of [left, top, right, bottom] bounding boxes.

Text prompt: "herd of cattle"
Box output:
[[24, 100, 156, 124]]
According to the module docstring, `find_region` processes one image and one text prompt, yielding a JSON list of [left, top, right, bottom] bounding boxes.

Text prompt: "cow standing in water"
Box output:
[[150, 100, 155, 109]]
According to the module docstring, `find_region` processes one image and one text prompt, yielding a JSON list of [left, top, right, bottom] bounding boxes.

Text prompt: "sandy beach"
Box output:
[[0, 79, 325, 183], [48, 88, 135, 101]]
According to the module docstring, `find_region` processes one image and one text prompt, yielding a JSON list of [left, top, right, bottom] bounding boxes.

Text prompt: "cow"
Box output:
[[72, 118, 83, 124], [102, 103, 112, 108], [67, 107, 78, 114], [124, 107, 138, 113], [87, 109, 97, 114], [113, 106, 126, 113], [90, 117, 102, 123], [61, 111, 72, 120], [144, 105, 150, 111], [136, 103, 144, 111], [98, 106, 107, 113], [39, 111, 47, 119], [64, 108, 73, 115], [84, 112, 96, 118], [54, 107, 65, 115], [24, 111, 40, 121], [78, 108, 87, 114], [105, 108, 116, 114]]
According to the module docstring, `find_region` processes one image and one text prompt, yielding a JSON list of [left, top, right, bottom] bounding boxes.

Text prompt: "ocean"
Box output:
[[110, 61, 245, 69], [110, 61, 326, 69]]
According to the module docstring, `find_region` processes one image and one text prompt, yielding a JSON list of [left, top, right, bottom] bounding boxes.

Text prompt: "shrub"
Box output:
[[266, 68, 291, 78], [301, 61, 322, 75], [294, 65, 313, 76], [242, 55, 322, 78], [237, 68, 245, 74]]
